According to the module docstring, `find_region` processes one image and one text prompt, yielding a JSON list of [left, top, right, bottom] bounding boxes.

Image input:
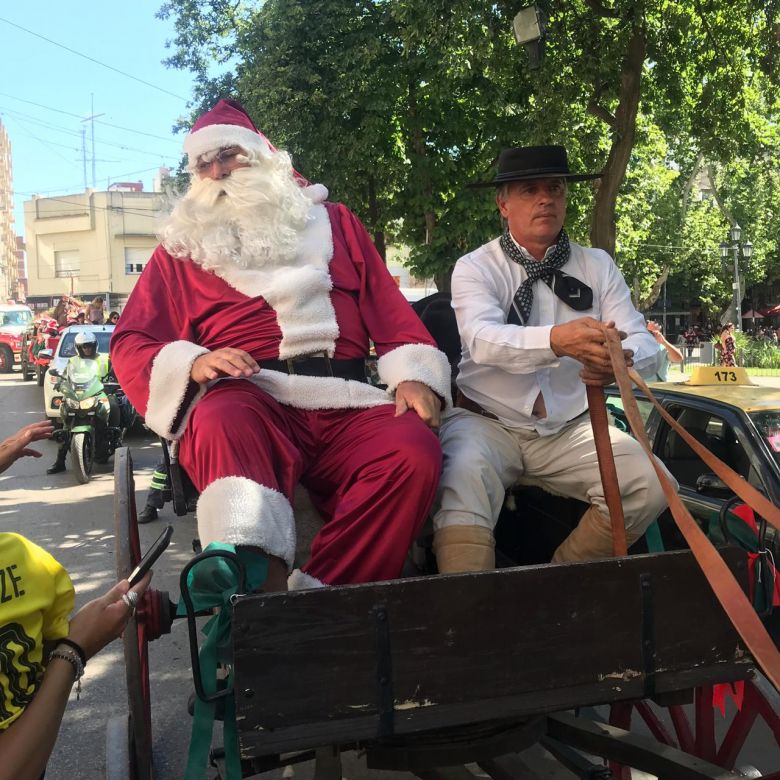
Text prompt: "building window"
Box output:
[[54, 250, 80, 278], [125, 247, 151, 275]]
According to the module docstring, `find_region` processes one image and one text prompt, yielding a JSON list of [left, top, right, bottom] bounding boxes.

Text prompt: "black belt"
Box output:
[[262, 355, 368, 382], [455, 390, 499, 421]]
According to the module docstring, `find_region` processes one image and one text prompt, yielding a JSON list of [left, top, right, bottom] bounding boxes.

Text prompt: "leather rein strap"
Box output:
[[587, 384, 628, 556], [601, 327, 780, 691]]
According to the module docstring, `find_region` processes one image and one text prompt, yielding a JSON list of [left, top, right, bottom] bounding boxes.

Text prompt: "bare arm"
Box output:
[[646, 321, 683, 363], [0, 575, 151, 780], [0, 421, 54, 474]]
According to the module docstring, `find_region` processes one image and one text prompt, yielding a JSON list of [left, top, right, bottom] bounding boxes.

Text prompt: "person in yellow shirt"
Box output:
[[0, 421, 151, 780]]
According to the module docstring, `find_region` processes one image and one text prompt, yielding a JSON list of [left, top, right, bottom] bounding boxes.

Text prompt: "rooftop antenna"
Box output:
[[81, 95, 104, 189]]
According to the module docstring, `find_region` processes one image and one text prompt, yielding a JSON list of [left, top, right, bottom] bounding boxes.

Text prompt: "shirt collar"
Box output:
[[508, 232, 557, 262]]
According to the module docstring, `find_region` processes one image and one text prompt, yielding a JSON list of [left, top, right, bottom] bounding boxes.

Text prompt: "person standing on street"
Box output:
[[719, 322, 737, 367], [432, 145, 674, 573]]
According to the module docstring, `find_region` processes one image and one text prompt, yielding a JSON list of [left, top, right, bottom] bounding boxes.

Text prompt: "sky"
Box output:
[[0, 2, 201, 239]]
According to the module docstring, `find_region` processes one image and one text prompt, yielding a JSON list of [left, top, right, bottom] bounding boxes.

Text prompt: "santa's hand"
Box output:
[[395, 381, 441, 429], [191, 349, 260, 383]]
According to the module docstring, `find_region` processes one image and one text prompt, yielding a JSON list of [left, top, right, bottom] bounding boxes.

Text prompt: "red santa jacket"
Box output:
[[111, 199, 450, 439]]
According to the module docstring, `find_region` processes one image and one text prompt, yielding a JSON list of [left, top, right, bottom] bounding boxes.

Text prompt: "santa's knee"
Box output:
[[389, 423, 442, 487], [188, 383, 264, 439]]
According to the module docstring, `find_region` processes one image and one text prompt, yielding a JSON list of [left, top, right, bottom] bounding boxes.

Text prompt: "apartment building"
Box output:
[[0, 121, 19, 301], [24, 186, 166, 311]]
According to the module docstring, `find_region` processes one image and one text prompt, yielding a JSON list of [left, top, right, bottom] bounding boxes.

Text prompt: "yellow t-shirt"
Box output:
[[0, 533, 74, 730]]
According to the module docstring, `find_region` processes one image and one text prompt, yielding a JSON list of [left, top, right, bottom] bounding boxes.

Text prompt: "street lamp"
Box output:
[[513, 5, 546, 69], [719, 224, 752, 333]]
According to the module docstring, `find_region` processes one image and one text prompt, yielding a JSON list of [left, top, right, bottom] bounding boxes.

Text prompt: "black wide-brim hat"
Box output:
[[469, 145, 601, 187]]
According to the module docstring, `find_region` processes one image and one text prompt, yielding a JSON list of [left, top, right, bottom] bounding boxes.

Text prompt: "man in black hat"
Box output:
[[432, 145, 673, 572]]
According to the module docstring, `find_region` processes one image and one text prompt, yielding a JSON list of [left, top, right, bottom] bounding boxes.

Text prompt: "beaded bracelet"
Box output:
[[50, 645, 84, 699], [56, 638, 87, 668]]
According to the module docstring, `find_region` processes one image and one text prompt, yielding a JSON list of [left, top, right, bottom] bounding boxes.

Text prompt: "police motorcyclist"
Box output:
[[47, 332, 120, 475]]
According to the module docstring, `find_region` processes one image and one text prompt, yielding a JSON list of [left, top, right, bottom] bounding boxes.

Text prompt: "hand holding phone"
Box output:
[[129, 525, 173, 586]]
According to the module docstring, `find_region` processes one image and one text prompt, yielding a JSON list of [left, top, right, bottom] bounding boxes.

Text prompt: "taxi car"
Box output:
[[605, 367, 780, 538]]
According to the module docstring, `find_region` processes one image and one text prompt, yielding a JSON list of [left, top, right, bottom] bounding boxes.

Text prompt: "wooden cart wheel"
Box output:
[[608, 676, 780, 778], [113, 447, 175, 780]]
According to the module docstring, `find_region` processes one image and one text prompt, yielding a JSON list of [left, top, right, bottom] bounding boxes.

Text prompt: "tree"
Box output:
[[158, 0, 780, 298]]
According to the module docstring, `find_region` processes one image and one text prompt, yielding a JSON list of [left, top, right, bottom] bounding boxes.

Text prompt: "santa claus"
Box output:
[[111, 99, 450, 591]]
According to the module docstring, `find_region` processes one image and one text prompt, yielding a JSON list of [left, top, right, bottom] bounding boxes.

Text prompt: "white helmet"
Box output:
[[74, 331, 98, 359]]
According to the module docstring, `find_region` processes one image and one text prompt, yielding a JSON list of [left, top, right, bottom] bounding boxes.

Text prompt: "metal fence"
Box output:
[[679, 342, 715, 369]]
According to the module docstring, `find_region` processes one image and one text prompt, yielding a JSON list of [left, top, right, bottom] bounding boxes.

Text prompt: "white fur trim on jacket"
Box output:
[[287, 569, 327, 590], [197, 477, 296, 568], [183, 124, 273, 163], [251, 371, 392, 410], [377, 343, 453, 405], [145, 340, 210, 440], [210, 203, 339, 359]]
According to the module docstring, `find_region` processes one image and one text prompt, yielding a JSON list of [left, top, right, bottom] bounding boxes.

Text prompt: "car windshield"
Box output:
[[0, 310, 32, 326], [59, 331, 113, 358], [749, 411, 780, 468]]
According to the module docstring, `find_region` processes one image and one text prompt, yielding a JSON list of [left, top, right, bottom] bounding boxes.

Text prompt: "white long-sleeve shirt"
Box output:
[[452, 236, 658, 435]]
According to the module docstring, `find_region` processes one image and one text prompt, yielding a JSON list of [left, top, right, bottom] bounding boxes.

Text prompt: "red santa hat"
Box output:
[[183, 99, 276, 163]]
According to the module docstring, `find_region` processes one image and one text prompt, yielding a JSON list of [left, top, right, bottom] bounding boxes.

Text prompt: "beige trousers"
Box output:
[[432, 408, 675, 538]]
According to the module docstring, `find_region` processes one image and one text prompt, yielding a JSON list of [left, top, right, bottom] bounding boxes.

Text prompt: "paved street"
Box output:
[[1, 366, 777, 778], [0, 370, 196, 779]]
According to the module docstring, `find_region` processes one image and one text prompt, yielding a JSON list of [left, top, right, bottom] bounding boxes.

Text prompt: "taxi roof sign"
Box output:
[[686, 366, 755, 386]]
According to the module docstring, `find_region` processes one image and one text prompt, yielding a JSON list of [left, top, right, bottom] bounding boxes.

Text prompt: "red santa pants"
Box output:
[[179, 380, 441, 585]]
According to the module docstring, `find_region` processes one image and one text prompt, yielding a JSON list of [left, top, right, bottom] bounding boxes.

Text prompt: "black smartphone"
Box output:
[[128, 525, 173, 586]]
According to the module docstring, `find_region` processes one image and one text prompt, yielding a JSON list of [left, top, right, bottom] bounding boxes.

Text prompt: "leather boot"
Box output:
[[433, 525, 495, 574], [137, 505, 158, 524], [46, 459, 66, 475], [552, 506, 625, 563]]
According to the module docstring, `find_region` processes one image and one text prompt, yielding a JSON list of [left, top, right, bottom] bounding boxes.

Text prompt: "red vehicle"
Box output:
[[0, 304, 34, 372], [20, 323, 60, 385]]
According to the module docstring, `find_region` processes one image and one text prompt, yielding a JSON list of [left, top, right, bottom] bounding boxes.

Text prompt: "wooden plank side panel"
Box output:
[[233, 549, 751, 757]]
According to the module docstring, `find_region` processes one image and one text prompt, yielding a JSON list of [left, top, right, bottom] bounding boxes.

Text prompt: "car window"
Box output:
[[604, 395, 654, 435], [0, 310, 32, 325], [58, 331, 113, 358], [660, 404, 750, 490], [749, 411, 780, 470]]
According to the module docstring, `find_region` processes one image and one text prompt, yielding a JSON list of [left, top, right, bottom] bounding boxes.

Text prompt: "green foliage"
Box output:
[[157, 0, 780, 300], [736, 333, 780, 369]]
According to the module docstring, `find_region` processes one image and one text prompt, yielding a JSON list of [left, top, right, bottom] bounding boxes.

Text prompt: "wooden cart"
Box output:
[[109, 447, 780, 780]]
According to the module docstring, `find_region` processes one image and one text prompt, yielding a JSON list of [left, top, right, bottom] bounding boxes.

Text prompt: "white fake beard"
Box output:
[[159, 153, 314, 272]]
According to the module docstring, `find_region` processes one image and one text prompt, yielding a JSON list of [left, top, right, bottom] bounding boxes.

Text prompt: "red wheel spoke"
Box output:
[[608, 702, 633, 780], [716, 700, 758, 769], [745, 679, 780, 742], [694, 685, 716, 762], [634, 700, 677, 746], [668, 704, 695, 754]]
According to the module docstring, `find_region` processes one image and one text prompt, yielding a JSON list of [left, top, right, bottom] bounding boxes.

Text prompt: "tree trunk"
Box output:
[[589, 25, 646, 255], [408, 78, 436, 246], [434, 268, 453, 294], [638, 265, 670, 311]]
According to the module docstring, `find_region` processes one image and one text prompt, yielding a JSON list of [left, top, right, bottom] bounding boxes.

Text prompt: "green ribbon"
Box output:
[[177, 543, 268, 780]]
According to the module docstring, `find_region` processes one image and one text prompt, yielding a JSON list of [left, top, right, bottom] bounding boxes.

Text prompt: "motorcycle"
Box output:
[[50, 360, 137, 484]]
